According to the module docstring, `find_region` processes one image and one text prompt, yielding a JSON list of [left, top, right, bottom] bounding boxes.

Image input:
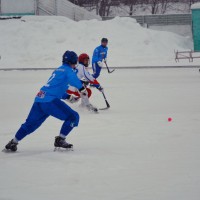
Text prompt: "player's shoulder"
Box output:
[[56, 64, 68, 71], [57, 64, 75, 76], [76, 64, 87, 74], [99, 45, 108, 51], [76, 63, 84, 69], [95, 45, 102, 50]]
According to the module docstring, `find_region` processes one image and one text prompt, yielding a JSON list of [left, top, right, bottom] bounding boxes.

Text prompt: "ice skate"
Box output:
[[86, 104, 98, 113], [79, 101, 98, 113], [54, 136, 73, 151], [3, 139, 18, 152]]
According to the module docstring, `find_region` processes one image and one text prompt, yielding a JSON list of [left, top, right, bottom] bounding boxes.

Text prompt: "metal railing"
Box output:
[[36, 0, 101, 21], [0, 0, 101, 21], [103, 14, 192, 26]]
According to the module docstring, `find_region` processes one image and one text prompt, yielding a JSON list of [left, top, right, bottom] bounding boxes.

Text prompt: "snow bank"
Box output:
[[191, 3, 200, 9], [0, 16, 193, 68]]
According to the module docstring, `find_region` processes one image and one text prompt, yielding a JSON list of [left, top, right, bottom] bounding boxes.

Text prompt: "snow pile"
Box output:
[[0, 16, 193, 68], [191, 3, 200, 9]]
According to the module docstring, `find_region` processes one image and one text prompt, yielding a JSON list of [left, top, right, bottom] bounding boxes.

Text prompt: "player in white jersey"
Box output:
[[67, 53, 104, 112]]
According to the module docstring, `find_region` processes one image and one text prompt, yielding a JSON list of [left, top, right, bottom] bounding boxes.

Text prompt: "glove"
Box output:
[[97, 85, 104, 92], [67, 95, 80, 103], [97, 61, 104, 68]]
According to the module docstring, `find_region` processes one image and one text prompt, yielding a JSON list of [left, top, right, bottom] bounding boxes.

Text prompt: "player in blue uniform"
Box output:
[[4, 51, 86, 152], [92, 38, 108, 79]]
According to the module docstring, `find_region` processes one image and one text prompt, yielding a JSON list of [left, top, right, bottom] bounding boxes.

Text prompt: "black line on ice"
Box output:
[[0, 65, 199, 71]]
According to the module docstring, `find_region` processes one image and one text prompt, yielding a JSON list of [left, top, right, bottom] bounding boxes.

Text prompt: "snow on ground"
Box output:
[[0, 68, 200, 200], [0, 16, 195, 69], [150, 25, 192, 37]]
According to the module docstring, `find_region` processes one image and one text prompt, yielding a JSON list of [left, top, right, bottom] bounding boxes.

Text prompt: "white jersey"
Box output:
[[67, 63, 100, 107], [76, 63, 95, 82], [68, 63, 95, 92]]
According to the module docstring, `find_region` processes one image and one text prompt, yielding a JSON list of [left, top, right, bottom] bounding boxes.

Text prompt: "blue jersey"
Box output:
[[92, 45, 108, 63], [35, 64, 83, 102]]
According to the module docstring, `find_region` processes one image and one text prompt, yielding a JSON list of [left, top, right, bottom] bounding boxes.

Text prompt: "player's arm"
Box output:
[[62, 92, 80, 103], [62, 72, 84, 103], [90, 79, 104, 92], [68, 72, 89, 96], [80, 66, 103, 91], [81, 65, 96, 82], [96, 47, 104, 67], [93, 47, 101, 63], [104, 48, 108, 61]]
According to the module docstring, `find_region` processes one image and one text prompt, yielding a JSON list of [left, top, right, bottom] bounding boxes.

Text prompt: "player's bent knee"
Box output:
[[86, 88, 92, 98], [70, 111, 79, 128]]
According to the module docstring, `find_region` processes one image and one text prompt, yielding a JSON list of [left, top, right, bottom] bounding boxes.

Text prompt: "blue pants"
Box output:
[[15, 98, 79, 141], [92, 62, 102, 79]]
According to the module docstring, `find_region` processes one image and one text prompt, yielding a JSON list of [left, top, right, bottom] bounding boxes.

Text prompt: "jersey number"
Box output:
[[45, 73, 56, 87]]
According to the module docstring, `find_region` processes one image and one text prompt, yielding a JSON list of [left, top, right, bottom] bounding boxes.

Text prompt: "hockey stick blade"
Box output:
[[108, 69, 115, 73], [99, 101, 110, 110], [104, 62, 115, 74], [99, 107, 110, 110]]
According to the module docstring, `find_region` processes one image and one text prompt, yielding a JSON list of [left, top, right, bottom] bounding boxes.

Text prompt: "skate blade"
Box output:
[[88, 108, 98, 114], [91, 110, 98, 114], [2, 148, 17, 153], [54, 147, 74, 152], [99, 106, 110, 110]]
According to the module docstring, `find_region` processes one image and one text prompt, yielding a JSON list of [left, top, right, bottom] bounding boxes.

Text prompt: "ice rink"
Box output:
[[0, 68, 200, 200]]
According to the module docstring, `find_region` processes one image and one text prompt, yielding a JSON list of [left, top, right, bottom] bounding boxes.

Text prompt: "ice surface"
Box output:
[[0, 68, 200, 200]]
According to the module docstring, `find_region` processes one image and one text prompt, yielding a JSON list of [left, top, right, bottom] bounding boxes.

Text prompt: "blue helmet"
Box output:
[[62, 51, 78, 65]]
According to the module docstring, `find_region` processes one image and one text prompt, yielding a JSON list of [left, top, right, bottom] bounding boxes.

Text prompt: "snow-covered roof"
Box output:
[[191, 3, 200, 9]]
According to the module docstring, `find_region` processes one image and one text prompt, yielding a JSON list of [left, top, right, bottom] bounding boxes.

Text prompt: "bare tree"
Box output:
[[188, 0, 200, 7], [68, 0, 200, 16], [68, 0, 113, 16], [142, 0, 172, 14], [123, 0, 139, 15], [169, 0, 200, 7], [98, 0, 113, 16], [160, 0, 171, 14], [146, 0, 159, 14]]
